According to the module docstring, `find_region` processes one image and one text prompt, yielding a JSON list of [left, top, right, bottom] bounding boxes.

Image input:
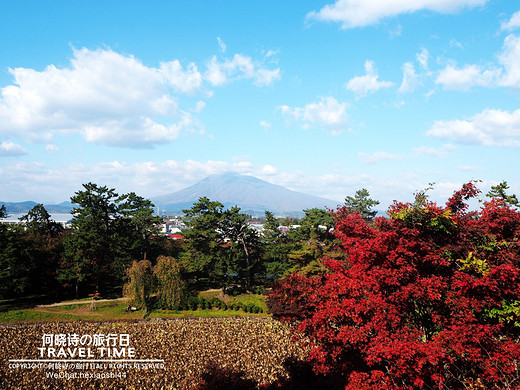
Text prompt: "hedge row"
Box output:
[[184, 296, 264, 313]]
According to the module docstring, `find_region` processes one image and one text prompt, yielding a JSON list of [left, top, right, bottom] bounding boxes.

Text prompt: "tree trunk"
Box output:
[[240, 237, 252, 291]]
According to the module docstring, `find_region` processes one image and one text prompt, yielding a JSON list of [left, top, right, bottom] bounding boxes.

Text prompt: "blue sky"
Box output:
[[1, 0, 519, 210]]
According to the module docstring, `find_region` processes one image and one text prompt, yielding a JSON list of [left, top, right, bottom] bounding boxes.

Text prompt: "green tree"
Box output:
[[19, 204, 63, 237], [181, 198, 263, 290], [285, 208, 339, 276], [0, 207, 34, 298], [263, 211, 279, 239], [181, 197, 227, 286], [300, 208, 335, 240], [60, 183, 161, 297], [344, 188, 380, 222], [486, 180, 519, 207], [261, 211, 293, 280], [221, 206, 262, 291], [60, 183, 121, 297], [117, 192, 162, 260], [19, 205, 64, 295]]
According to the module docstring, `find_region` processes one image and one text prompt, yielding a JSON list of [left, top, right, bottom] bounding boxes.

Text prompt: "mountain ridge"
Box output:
[[152, 173, 340, 216], [1, 201, 74, 214]]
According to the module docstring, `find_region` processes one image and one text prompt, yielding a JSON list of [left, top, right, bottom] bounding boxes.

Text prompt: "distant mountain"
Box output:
[[1, 174, 342, 217], [1, 201, 74, 214], [152, 173, 341, 216]]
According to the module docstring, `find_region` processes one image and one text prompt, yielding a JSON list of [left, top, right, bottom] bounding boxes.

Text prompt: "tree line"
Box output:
[[0, 181, 381, 301], [2, 179, 518, 388]]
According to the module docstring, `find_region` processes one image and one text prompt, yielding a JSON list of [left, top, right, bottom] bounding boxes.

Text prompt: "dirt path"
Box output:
[[36, 297, 128, 308]]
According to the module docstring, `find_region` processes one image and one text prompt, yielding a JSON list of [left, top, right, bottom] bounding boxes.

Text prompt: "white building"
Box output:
[[0, 213, 73, 229]]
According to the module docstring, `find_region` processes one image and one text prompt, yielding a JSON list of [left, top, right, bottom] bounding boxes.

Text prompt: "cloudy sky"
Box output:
[[1, 0, 519, 209]]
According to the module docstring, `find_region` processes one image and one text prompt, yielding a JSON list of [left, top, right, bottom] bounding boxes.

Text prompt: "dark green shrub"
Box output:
[[225, 285, 245, 296], [187, 296, 199, 310], [211, 297, 222, 308], [252, 286, 266, 295]]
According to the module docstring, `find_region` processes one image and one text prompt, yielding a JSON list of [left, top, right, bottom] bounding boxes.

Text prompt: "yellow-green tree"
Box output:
[[154, 255, 187, 310], [123, 260, 154, 310]]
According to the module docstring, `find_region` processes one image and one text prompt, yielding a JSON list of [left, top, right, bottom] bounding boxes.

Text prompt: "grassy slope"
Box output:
[[0, 292, 269, 323]]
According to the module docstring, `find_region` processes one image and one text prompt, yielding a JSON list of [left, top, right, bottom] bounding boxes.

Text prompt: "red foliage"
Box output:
[[267, 183, 520, 389]]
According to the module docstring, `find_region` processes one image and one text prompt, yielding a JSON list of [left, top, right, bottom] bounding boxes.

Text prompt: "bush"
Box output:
[[210, 297, 222, 309], [252, 285, 266, 295], [187, 296, 199, 311]]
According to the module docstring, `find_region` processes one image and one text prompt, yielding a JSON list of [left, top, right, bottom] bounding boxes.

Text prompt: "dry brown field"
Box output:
[[0, 318, 308, 389]]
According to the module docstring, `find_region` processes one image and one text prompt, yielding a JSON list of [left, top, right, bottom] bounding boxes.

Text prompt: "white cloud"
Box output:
[[217, 37, 227, 53], [259, 164, 278, 175], [204, 56, 228, 86], [498, 34, 520, 88], [413, 144, 455, 158], [0, 159, 301, 203], [399, 62, 418, 92], [260, 120, 272, 130], [0, 141, 26, 157], [0, 48, 200, 147], [501, 10, 520, 32], [306, 0, 488, 29], [433, 34, 520, 91], [265, 49, 279, 59], [159, 59, 203, 94], [0, 47, 279, 149], [449, 39, 464, 50], [204, 54, 280, 87], [436, 64, 500, 90], [193, 101, 206, 113], [457, 165, 477, 171], [346, 60, 394, 97], [279, 96, 349, 134], [255, 68, 282, 86], [417, 48, 430, 70], [83, 115, 197, 147], [426, 108, 520, 147], [357, 151, 404, 164]]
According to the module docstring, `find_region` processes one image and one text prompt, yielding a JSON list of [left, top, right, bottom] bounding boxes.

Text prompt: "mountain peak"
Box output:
[[152, 173, 339, 216]]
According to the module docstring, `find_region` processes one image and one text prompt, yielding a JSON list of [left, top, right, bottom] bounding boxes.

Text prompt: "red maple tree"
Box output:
[[268, 182, 520, 389]]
